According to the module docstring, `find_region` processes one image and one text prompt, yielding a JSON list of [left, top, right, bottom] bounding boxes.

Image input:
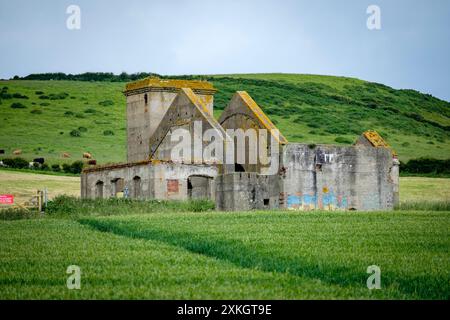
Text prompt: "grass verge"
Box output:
[[44, 195, 215, 218]]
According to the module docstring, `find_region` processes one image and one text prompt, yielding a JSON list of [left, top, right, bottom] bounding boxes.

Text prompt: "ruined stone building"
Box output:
[[81, 78, 399, 211]]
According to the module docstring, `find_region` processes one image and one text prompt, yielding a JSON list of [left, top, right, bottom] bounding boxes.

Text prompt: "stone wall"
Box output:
[[125, 89, 215, 163], [81, 162, 218, 201], [215, 172, 280, 211], [279, 143, 398, 211], [215, 143, 398, 211], [148, 88, 228, 165]]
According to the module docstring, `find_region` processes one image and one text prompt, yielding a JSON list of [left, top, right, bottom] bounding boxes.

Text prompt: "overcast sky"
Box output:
[[0, 0, 449, 101]]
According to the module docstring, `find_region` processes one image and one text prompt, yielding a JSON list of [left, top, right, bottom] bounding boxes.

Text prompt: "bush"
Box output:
[[0, 92, 12, 99], [2, 157, 29, 169], [12, 93, 29, 99], [44, 92, 69, 100], [70, 161, 84, 174], [51, 164, 61, 172], [10, 102, 26, 109], [334, 136, 353, 144], [103, 130, 114, 136], [78, 126, 88, 132], [35, 91, 44, 95], [70, 129, 81, 137], [84, 108, 96, 113], [98, 100, 114, 106], [401, 158, 450, 175], [62, 163, 71, 173], [401, 142, 410, 147], [64, 111, 74, 116], [40, 102, 50, 106], [30, 109, 43, 114], [307, 122, 320, 128], [62, 161, 84, 174], [94, 120, 111, 125]]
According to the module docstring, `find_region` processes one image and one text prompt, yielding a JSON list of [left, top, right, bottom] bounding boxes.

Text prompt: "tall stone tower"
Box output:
[[123, 78, 217, 162]]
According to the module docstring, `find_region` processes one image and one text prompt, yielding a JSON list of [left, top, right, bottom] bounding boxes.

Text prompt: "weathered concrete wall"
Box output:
[[126, 89, 215, 163], [81, 162, 218, 201], [149, 88, 228, 167], [215, 173, 280, 211], [280, 143, 397, 211], [216, 143, 398, 212], [219, 91, 287, 174], [126, 91, 177, 163], [81, 162, 153, 199], [153, 162, 218, 201]]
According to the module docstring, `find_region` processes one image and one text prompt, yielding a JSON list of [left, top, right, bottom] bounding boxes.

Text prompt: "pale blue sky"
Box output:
[[0, 0, 449, 101]]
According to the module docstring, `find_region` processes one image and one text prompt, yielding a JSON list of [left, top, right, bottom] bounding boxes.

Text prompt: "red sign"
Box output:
[[0, 194, 14, 204], [167, 180, 179, 193]]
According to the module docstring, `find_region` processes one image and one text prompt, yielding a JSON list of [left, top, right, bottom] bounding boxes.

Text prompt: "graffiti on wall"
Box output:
[[286, 187, 348, 211]]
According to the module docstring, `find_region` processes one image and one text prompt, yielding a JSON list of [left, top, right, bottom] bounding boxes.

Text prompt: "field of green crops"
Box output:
[[0, 208, 449, 299]]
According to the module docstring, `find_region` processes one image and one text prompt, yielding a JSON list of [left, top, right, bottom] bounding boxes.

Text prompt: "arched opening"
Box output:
[[111, 178, 125, 197], [95, 181, 104, 199], [133, 176, 141, 199], [234, 163, 246, 172], [187, 175, 213, 200], [144, 93, 148, 106]]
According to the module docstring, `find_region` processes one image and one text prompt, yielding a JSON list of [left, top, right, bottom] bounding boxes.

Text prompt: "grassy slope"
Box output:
[[210, 74, 450, 162], [0, 81, 126, 164], [0, 74, 449, 164]]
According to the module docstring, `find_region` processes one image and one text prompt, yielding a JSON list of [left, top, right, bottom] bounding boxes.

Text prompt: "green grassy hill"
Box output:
[[0, 73, 449, 164]]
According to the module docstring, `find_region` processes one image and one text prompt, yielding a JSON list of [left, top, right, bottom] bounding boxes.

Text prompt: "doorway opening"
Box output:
[[187, 175, 213, 200], [95, 181, 104, 199]]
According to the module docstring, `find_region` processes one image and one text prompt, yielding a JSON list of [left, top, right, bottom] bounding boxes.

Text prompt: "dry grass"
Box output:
[[0, 170, 79, 204], [399, 177, 450, 202]]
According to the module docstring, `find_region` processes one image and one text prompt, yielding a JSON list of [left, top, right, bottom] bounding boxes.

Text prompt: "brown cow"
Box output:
[[83, 152, 92, 159], [13, 149, 22, 155], [62, 152, 71, 158]]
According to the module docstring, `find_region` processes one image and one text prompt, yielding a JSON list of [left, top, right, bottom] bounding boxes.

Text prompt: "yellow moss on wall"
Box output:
[[237, 91, 288, 145], [363, 130, 397, 156], [125, 77, 217, 93]]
